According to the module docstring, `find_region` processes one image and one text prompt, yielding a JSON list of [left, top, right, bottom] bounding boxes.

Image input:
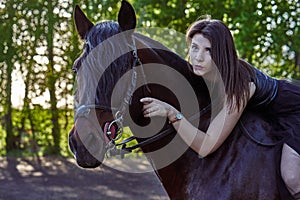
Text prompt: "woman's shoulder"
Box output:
[[248, 67, 278, 108], [251, 66, 277, 86]]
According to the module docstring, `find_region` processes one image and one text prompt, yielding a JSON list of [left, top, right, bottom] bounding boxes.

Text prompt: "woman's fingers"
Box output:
[[141, 97, 156, 112], [140, 97, 154, 104], [140, 97, 158, 117], [142, 104, 152, 113], [140, 97, 170, 118], [143, 105, 155, 114]]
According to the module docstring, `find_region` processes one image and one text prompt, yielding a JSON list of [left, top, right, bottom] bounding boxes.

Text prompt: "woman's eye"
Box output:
[[206, 47, 212, 54], [191, 45, 198, 51]]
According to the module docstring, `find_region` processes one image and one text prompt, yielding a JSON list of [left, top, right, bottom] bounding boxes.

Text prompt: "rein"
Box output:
[[107, 102, 213, 158], [108, 97, 280, 158], [239, 120, 284, 147]]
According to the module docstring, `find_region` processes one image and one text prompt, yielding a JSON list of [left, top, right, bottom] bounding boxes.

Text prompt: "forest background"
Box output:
[[0, 0, 299, 157]]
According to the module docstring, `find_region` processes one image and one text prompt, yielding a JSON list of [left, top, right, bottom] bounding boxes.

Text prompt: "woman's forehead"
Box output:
[[191, 33, 211, 47]]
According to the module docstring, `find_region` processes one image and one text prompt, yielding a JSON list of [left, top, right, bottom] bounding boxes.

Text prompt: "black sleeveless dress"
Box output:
[[249, 67, 300, 155], [248, 67, 300, 199]]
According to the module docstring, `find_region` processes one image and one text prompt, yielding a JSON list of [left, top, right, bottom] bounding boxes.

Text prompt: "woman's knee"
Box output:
[[281, 143, 300, 194], [282, 172, 299, 190]]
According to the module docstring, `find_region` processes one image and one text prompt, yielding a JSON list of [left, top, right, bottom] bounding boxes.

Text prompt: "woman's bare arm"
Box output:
[[141, 82, 256, 157]]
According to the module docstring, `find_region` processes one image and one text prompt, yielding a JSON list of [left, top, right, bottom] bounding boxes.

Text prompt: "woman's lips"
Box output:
[[193, 65, 204, 70]]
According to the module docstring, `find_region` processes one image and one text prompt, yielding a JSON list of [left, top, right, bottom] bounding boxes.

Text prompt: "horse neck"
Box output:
[[131, 33, 211, 198], [134, 33, 191, 77]]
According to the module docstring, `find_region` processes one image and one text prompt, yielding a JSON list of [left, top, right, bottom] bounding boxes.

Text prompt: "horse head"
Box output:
[[69, 1, 139, 168]]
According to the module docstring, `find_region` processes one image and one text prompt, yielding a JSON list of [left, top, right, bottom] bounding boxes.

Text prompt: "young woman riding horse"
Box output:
[[141, 18, 300, 199]]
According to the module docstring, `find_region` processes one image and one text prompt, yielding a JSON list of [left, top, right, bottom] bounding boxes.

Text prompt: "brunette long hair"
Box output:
[[186, 18, 254, 112]]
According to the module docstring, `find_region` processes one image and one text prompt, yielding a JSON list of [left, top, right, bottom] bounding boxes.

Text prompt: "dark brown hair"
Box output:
[[186, 18, 254, 112]]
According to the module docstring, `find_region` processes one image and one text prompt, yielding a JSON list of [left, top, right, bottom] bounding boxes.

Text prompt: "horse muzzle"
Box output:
[[68, 124, 106, 168]]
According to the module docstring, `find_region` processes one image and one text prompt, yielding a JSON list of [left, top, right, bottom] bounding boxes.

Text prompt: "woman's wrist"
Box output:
[[167, 106, 182, 123], [166, 106, 176, 119]]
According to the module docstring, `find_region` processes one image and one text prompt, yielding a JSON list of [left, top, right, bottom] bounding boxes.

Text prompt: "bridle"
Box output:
[[74, 36, 149, 158]]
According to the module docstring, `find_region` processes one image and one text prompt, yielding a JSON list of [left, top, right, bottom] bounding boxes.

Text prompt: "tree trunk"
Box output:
[[46, 0, 60, 154], [4, 0, 15, 153]]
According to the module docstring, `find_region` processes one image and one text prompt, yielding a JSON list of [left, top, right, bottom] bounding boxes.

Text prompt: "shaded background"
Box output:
[[0, 0, 299, 198], [0, 156, 169, 199]]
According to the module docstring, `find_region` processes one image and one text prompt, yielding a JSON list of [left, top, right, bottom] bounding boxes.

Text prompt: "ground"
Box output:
[[0, 156, 169, 200]]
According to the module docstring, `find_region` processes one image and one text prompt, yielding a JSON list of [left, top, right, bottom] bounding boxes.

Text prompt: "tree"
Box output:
[[0, 0, 15, 152]]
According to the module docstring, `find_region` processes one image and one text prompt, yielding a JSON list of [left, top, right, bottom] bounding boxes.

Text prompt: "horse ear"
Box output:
[[74, 5, 94, 39], [118, 0, 136, 32]]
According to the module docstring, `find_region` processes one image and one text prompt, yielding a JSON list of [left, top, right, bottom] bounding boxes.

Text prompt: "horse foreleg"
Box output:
[[281, 143, 300, 199]]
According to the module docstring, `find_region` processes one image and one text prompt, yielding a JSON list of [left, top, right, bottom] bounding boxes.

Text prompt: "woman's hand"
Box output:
[[140, 97, 177, 119]]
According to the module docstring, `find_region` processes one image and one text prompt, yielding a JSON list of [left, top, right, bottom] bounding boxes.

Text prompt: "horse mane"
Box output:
[[74, 21, 133, 108], [134, 32, 192, 75]]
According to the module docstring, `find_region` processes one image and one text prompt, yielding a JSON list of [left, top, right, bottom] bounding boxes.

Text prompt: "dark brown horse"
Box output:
[[69, 1, 294, 199]]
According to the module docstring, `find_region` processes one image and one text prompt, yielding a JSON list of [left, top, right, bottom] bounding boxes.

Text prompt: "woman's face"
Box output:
[[189, 33, 215, 77]]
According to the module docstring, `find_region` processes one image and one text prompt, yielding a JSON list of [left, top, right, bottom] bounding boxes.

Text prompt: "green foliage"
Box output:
[[0, 0, 299, 157], [134, 0, 299, 79], [0, 125, 6, 156], [0, 107, 73, 156]]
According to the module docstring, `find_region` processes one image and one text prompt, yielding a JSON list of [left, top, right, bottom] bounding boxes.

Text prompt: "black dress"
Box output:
[[248, 67, 300, 199], [249, 67, 300, 155]]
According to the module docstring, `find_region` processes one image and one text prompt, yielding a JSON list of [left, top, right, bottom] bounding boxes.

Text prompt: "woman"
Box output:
[[140, 19, 300, 199]]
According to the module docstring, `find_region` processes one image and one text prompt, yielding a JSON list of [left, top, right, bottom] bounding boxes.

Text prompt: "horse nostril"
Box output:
[[69, 135, 77, 155], [68, 127, 78, 152]]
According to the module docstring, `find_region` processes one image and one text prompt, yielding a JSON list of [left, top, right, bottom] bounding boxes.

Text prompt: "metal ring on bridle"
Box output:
[[106, 111, 124, 141]]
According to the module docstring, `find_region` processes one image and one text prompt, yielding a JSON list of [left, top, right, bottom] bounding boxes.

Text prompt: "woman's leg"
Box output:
[[281, 143, 300, 199]]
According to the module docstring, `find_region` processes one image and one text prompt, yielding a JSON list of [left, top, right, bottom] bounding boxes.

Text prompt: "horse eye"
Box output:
[[72, 57, 82, 73], [72, 67, 78, 74]]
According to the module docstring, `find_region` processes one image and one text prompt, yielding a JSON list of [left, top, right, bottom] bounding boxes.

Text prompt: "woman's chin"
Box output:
[[193, 69, 205, 76]]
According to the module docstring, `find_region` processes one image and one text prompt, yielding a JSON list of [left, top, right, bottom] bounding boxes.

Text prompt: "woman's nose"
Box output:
[[195, 51, 204, 61]]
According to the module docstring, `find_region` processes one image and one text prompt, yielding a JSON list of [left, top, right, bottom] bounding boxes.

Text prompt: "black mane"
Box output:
[[75, 21, 133, 107]]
